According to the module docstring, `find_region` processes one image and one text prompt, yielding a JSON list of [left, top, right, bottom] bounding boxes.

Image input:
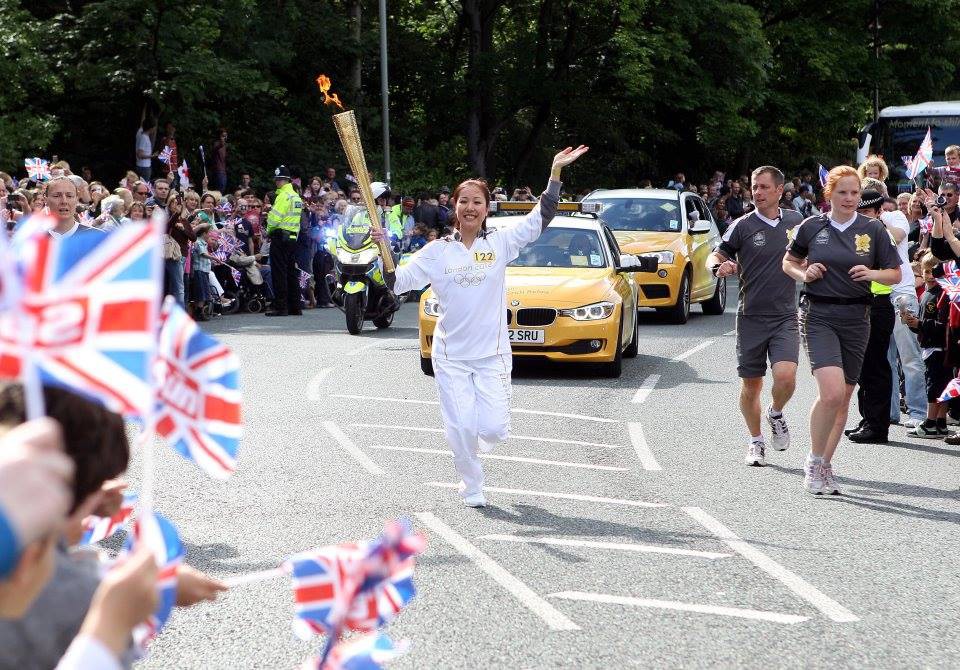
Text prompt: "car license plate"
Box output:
[[509, 329, 544, 344]]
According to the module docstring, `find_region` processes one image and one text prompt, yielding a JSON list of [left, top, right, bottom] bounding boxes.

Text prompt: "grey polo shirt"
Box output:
[[787, 213, 901, 300], [717, 209, 804, 315]]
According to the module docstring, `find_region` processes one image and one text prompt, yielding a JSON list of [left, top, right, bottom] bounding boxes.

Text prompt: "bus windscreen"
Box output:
[[879, 117, 960, 182]]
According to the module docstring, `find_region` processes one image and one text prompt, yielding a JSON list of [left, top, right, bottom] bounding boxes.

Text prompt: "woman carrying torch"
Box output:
[[371, 145, 588, 507]]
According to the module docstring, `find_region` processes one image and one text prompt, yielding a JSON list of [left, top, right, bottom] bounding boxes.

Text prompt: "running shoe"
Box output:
[[803, 460, 826, 495], [821, 463, 843, 495], [745, 440, 766, 467], [463, 492, 487, 508], [766, 406, 790, 451], [901, 417, 923, 429], [908, 423, 944, 439]]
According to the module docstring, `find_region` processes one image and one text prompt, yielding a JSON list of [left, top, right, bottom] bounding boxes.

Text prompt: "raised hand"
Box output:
[[551, 145, 590, 173]]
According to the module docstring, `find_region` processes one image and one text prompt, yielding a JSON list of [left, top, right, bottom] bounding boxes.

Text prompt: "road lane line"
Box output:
[[631, 374, 660, 404], [415, 512, 580, 631], [683, 507, 859, 622], [321, 421, 384, 476], [549, 592, 808, 624], [424, 483, 668, 508], [671, 340, 714, 362], [332, 394, 616, 423], [478, 535, 731, 559], [307, 367, 334, 401], [350, 423, 624, 449], [628, 423, 662, 471], [368, 445, 628, 472]]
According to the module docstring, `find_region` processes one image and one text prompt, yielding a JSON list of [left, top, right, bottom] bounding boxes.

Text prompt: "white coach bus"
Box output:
[[857, 101, 960, 191]]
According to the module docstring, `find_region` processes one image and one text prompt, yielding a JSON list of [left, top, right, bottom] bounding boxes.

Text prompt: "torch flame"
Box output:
[[316, 74, 345, 110]]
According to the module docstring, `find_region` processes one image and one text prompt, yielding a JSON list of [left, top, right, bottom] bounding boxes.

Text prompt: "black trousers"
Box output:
[[269, 231, 301, 313], [857, 295, 895, 432]]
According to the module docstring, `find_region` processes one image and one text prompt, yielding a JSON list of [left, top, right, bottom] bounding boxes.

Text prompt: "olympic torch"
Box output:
[[317, 75, 395, 272]]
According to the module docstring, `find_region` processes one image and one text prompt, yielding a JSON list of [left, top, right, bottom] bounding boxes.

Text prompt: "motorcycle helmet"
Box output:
[[370, 181, 391, 201]]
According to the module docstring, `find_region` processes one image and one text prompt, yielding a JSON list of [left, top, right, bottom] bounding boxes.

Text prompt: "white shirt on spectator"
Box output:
[[135, 129, 152, 168], [880, 209, 914, 293]]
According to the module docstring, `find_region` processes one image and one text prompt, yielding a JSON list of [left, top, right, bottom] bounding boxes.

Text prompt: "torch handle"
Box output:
[[366, 209, 396, 273]]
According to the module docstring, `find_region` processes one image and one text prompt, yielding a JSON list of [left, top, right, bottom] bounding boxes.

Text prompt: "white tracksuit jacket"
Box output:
[[393, 181, 561, 497]]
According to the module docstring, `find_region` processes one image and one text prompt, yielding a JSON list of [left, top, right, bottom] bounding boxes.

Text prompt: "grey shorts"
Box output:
[[798, 301, 870, 385], [735, 313, 800, 378]]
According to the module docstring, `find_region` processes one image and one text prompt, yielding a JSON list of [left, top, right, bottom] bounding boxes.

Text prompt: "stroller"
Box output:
[[219, 253, 270, 314]]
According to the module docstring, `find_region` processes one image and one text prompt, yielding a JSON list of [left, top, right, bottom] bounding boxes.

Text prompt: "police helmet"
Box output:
[[370, 181, 391, 201]]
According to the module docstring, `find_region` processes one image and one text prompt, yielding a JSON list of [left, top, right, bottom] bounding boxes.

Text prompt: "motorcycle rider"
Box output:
[[351, 182, 403, 245]]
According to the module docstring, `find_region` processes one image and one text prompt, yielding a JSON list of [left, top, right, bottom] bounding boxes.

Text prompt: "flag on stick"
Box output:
[[818, 164, 829, 188], [24, 158, 51, 181], [80, 491, 138, 545], [940, 377, 960, 402], [936, 274, 960, 303], [155, 296, 242, 478], [906, 127, 934, 180], [158, 146, 174, 170]]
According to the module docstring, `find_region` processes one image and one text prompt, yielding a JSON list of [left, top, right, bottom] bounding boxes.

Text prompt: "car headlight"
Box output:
[[647, 250, 675, 264], [423, 297, 441, 317], [560, 301, 615, 321]]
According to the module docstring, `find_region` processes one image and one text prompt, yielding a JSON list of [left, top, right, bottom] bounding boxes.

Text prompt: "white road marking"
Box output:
[[350, 423, 624, 449], [478, 535, 731, 559], [627, 422, 662, 471], [549, 592, 808, 624], [322, 421, 384, 476], [346, 340, 391, 357], [306, 367, 334, 401], [332, 394, 616, 423], [631, 374, 660, 404], [415, 512, 580, 631], [368, 445, 628, 472], [671, 340, 714, 362], [683, 507, 859, 623], [237, 325, 283, 331], [424, 482, 668, 508]]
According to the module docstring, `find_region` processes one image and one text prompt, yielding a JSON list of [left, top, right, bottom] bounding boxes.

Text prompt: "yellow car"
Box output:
[[418, 204, 658, 377], [582, 189, 726, 323]]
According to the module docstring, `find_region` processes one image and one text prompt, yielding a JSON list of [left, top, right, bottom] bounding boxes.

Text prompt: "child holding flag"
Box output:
[[373, 145, 588, 507]]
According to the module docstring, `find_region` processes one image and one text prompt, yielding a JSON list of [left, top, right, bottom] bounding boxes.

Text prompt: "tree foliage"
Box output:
[[4, 0, 960, 190]]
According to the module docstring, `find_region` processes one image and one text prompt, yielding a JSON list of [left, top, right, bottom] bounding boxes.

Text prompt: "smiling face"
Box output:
[[454, 183, 488, 237], [184, 194, 200, 211], [200, 195, 216, 212]]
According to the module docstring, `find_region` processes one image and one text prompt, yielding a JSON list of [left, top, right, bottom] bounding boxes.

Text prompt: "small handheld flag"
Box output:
[[936, 274, 960, 303], [177, 160, 191, 189], [907, 127, 934, 180], [24, 158, 51, 182], [940, 377, 960, 403], [818, 164, 829, 188], [299, 268, 312, 289], [80, 491, 138, 545], [122, 512, 184, 650], [155, 296, 242, 479], [158, 146, 174, 169], [302, 633, 410, 670]]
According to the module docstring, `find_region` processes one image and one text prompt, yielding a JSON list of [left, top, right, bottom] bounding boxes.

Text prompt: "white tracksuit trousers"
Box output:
[[432, 353, 512, 498]]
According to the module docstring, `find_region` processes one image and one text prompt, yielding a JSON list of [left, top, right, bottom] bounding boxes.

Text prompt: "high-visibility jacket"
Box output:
[[266, 183, 303, 235], [354, 207, 402, 238]]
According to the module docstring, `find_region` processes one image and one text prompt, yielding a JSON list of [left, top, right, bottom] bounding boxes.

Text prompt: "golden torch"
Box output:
[[317, 75, 395, 272]]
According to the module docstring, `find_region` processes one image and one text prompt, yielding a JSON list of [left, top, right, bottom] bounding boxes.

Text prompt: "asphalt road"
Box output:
[[135, 285, 960, 669]]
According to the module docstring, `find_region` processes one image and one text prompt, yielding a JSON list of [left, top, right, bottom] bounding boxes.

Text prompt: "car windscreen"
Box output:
[[508, 227, 607, 268], [583, 197, 683, 232]]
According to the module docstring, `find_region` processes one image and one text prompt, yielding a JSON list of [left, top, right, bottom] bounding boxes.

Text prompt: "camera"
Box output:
[[936, 194, 948, 208]]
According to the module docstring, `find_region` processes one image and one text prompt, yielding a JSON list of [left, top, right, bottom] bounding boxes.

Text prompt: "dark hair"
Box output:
[[450, 178, 492, 232], [0, 384, 129, 513]]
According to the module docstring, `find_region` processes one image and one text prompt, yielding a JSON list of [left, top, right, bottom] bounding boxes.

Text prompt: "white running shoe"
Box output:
[[902, 417, 923, 429], [821, 463, 842, 495], [745, 440, 766, 466], [766, 407, 790, 451], [463, 492, 487, 508], [803, 460, 826, 495]]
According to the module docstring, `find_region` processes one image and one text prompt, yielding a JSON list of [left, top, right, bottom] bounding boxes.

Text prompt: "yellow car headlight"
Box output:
[[560, 301, 615, 321], [423, 297, 441, 317]]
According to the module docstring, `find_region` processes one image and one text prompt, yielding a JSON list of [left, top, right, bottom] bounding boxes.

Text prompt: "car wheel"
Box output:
[[664, 270, 691, 324], [701, 276, 727, 315], [598, 315, 624, 378], [623, 303, 639, 358], [420, 355, 434, 376]]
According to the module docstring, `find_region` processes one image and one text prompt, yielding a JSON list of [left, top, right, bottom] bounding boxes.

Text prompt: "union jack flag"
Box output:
[[80, 491, 138, 545], [155, 296, 241, 478], [122, 512, 183, 651], [818, 164, 829, 189], [907, 127, 934, 180], [940, 378, 960, 403], [301, 633, 410, 670], [217, 201, 233, 215], [299, 268, 313, 289], [24, 157, 51, 181], [936, 274, 960, 303], [0, 217, 163, 416], [290, 518, 426, 643], [158, 146, 174, 168]]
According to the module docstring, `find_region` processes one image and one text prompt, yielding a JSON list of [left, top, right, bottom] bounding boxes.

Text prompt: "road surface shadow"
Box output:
[[182, 541, 283, 575], [510, 354, 726, 391], [883, 438, 960, 458]]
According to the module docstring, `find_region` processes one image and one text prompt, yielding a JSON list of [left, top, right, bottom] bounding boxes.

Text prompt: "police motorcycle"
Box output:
[[326, 182, 409, 334]]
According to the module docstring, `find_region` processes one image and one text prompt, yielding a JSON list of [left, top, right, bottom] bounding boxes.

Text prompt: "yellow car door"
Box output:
[[683, 195, 720, 301], [603, 225, 637, 346]]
